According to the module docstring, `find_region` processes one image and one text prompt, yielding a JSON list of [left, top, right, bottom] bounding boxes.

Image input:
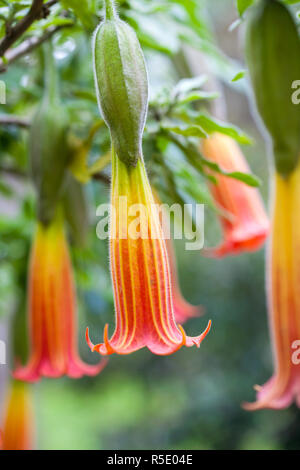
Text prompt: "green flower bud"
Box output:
[[93, 0, 148, 167], [246, 0, 300, 176], [30, 43, 70, 225]]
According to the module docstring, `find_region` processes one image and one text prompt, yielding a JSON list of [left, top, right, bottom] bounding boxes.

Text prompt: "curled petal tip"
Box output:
[[203, 320, 212, 338], [178, 324, 187, 347], [86, 328, 104, 354], [241, 401, 264, 412], [197, 320, 212, 347], [241, 402, 254, 411], [103, 324, 116, 355], [86, 327, 96, 352]]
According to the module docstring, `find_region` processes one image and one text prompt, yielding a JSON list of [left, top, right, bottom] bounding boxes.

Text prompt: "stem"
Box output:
[[0, 24, 71, 73], [43, 40, 59, 103], [105, 0, 117, 20], [0, 0, 58, 57]]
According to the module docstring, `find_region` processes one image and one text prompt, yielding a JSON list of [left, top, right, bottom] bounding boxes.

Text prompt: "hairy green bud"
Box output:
[[246, 0, 300, 176], [93, 0, 148, 166]]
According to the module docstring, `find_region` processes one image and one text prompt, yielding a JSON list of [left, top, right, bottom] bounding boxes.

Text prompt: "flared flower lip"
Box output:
[[86, 320, 212, 356], [203, 224, 269, 258], [242, 380, 300, 411], [13, 357, 108, 383]]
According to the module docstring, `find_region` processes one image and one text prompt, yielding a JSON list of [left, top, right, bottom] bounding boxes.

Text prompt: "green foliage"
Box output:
[[237, 0, 255, 16]]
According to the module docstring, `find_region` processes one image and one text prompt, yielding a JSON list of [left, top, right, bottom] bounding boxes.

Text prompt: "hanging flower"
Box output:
[[245, 163, 300, 409], [201, 133, 269, 257], [1, 381, 34, 450], [86, 151, 211, 355], [14, 209, 107, 382]]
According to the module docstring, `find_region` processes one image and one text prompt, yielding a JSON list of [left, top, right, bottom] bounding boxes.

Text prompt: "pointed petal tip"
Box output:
[[194, 319, 212, 347], [178, 324, 187, 347], [103, 324, 116, 355], [85, 327, 95, 351], [241, 401, 258, 411], [203, 319, 212, 337], [242, 399, 272, 411]]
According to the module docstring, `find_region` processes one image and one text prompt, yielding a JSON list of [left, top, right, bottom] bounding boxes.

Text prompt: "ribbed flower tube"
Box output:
[[86, 152, 211, 355], [14, 210, 106, 382], [1, 381, 34, 450], [201, 133, 269, 257], [245, 163, 300, 410]]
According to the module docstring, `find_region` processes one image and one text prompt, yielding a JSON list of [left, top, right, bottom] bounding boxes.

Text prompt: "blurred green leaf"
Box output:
[[161, 123, 207, 138], [232, 70, 246, 82], [61, 0, 98, 30], [236, 0, 255, 16]]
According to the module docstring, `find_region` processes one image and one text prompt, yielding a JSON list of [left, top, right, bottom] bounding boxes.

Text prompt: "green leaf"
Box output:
[[176, 90, 219, 105], [231, 70, 246, 82], [61, 0, 97, 30], [127, 12, 180, 54], [237, 0, 255, 17], [193, 114, 253, 145], [161, 124, 207, 138], [173, 76, 208, 96], [227, 171, 261, 187], [41, 17, 74, 29], [200, 158, 261, 187]]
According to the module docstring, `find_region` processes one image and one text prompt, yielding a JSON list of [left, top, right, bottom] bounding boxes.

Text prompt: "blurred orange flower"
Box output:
[[86, 152, 211, 355], [1, 381, 34, 450], [201, 133, 269, 257], [14, 210, 107, 382], [245, 163, 300, 409]]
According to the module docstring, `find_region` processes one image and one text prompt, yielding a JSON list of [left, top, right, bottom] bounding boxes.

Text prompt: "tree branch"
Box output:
[[0, 114, 30, 127], [0, 166, 26, 178], [0, 24, 71, 73], [0, 0, 59, 57], [92, 172, 111, 185]]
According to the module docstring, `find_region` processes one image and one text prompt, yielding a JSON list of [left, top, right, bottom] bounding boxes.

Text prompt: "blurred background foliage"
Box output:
[[0, 0, 300, 450]]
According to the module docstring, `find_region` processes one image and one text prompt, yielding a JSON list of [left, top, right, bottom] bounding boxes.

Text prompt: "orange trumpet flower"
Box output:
[[1, 381, 34, 450], [86, 151, 211, 355], [201, 133, 269, 257], [245, 163, 300, 409], [14, 210, 106, 382]]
